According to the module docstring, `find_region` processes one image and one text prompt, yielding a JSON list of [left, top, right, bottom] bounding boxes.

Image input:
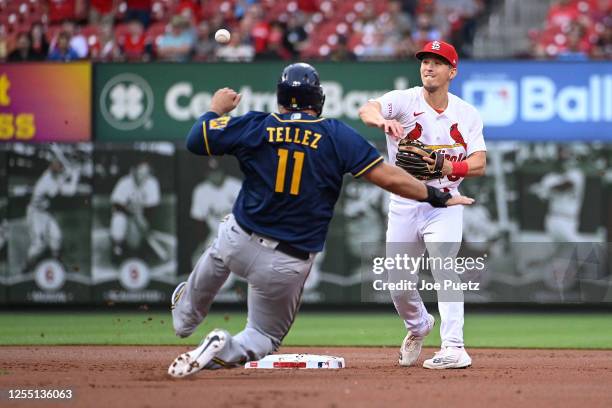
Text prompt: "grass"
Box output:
[[0, 312, 611, 349]]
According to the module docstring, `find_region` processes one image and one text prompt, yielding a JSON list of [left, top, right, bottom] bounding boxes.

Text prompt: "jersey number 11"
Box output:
[[275, 148, 305, 196]]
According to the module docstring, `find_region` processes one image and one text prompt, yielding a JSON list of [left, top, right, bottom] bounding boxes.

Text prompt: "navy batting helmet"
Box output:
[[277, 63, 325, 117]]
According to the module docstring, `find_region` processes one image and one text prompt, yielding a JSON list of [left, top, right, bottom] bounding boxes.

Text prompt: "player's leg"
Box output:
[[422, 205, 471, 369], [110, 210, 128, 259], [423, 205, 464, 348], [386, 203, 430, 336], [25, 208, 46, 265], [171, 220, 234, 338], [46, 214, 62, 258]]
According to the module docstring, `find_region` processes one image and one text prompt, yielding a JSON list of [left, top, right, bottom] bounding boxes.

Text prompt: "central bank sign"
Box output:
[[94, 63, 417, 142], [450, 61, 612, 140]]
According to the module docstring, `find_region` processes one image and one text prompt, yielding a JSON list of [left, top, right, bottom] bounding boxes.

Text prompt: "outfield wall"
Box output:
[[0, 61, 611, 305]]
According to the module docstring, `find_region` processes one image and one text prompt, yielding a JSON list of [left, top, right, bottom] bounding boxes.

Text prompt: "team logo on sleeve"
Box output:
[[209, 116, 230, 130]]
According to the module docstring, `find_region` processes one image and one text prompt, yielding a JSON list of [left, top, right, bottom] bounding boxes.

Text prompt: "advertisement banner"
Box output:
[[450, 61, 612, 141], [94, 62, 421, 142], [0, 63, 92, 142], [7, 143, 93, 303], [91, 143, 177, 304], [0, 147, 7, 303]]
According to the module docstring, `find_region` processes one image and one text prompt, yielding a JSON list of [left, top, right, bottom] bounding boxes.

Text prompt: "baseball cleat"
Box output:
[[168, 329, 228, 378], [170, 281, 187, 310], [399, 313, 435, 367], [423, 346, 472, 369]]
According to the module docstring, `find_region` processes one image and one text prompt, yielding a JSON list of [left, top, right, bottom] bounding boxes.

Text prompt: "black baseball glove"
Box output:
[[395, 139, 444, 180]]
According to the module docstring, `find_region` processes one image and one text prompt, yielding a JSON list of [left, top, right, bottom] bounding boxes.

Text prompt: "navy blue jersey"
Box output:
[[186, 111, 383, 252]]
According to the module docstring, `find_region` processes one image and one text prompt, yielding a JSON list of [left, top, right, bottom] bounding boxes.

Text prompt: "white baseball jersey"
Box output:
[[540, 169, 585, 219], [29, 169, 78, 211], [190, 178, 241, 222], [375, 86, 486, 203], [111, 175, 161, 210]]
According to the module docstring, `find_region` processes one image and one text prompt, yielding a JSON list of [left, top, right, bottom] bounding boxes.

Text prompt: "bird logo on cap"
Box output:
[[431, 41, 441, 50]]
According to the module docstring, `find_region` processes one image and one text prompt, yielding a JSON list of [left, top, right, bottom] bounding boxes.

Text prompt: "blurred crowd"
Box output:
[[0, 0, 490, 62], [530, 0, 611, 60], [2, 0, 608, 63]]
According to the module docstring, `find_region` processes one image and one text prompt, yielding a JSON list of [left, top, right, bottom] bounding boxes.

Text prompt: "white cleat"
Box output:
[[399, 314, 435, 367], [423, 346, 472, 369], [168, 329, 228, 378]]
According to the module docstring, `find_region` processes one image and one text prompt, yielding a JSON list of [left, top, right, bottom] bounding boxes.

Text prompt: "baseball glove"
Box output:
[[395, 139, 444, 180]]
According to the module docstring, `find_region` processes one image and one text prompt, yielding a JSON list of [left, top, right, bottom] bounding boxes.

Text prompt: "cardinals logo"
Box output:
[[449, 123, 467, 150], [406, 122, 423, 140]]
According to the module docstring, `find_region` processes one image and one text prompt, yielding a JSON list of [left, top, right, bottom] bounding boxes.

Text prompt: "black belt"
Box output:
[[235, 220, 310, 261]]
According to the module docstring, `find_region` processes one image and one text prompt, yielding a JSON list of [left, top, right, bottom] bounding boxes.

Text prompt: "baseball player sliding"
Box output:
[[168, 62, 473, 377], [360, 40, 487, 369]]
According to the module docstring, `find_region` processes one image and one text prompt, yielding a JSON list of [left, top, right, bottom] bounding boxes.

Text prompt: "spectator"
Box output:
[[48, 31, 80, 61], [156, 15, 195, 62], [125, 0, 152, 28], [60, 20, 89, 58], [547, 0, 579, 29], [29, 23, 50, 60], [358, 31, 398, 60], [558, 21, 591, 60], [592, 24, 612, 59], [95, 21, 122, 61], [255, 21, 291, 60], [283, 13, 308, 58], [412, 13, 442, 49], [329, 35, 356, 61], [46, 0, 87, 24], [89, 0, 118, 25], [119, 19, 147, 61], [248, 4, 270, 55], [193, 21, 218, 61], [8, 32, 34, 62], [216, 30, 255, 62]]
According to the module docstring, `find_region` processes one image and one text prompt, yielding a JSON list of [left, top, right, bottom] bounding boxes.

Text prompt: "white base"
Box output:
[[244, 354, 345, 369]]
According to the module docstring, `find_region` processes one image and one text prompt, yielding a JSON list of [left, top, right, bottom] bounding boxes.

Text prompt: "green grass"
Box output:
[[1, 312, 611, 349]]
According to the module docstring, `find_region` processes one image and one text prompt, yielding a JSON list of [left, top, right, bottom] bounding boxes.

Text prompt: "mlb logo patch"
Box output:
[[209, 116, 230, 129]]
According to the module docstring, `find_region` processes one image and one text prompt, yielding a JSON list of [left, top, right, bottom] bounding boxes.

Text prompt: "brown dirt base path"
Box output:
[[1, 346, 611, 408]]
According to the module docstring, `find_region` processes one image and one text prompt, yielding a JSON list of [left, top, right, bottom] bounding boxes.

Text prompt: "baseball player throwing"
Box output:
[[168, 62, 473, 377], [360, 40, 487, 369]]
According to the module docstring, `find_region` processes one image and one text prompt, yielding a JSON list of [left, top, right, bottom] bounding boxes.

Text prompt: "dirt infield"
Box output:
[[1, 346, 611, 408]]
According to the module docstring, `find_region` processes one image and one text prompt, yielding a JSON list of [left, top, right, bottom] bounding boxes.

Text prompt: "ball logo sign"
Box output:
[[119, 259, 150, 291], [100, 73, 154, 131], [34, 260, 66, 291]]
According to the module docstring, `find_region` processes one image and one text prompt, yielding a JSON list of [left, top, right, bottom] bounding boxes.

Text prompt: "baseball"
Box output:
[[215, 29, 231, 44]]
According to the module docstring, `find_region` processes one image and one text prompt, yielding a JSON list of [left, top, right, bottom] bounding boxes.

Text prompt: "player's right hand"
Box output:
[[446, 195, 475, 206], [380, 119, 404, 140], [210, 88, 242, 115]]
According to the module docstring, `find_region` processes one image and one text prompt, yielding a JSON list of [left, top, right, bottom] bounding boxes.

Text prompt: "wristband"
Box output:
[[451, 161, 469, 177]]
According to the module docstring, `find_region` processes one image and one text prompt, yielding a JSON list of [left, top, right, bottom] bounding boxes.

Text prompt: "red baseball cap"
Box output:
[[415, 40, 458, 68]]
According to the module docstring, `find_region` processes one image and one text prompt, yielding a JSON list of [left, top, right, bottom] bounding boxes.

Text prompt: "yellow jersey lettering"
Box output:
[[293, 128, 302, 144], [302, 130, 312, 146], [267, 127, 275, 143], [275, 127, 283, 142], [284, 126, 292, 143], [311, 132, 322, 149]]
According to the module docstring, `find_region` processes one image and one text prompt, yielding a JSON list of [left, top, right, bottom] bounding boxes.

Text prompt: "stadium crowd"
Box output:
[[0, 0, 609, 62]]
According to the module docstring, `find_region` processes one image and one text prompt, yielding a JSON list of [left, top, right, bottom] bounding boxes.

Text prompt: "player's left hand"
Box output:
[[423, 156, 452, 176], [210, 88, 242, 115], [446, 195, 475, 206]]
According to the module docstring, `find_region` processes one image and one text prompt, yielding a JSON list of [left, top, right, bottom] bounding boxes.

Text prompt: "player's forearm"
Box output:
[[365, 162, 428, 200], [358, 102, 385, 129], [464, 152, 486, 177], [185, 111, 221, 155]]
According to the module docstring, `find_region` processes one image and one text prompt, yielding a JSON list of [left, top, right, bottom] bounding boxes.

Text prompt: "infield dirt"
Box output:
[[1, 346, 611, 407]]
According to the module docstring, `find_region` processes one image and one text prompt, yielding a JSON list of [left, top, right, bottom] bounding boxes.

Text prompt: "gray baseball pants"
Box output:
[[172, 214, 314, 367]]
